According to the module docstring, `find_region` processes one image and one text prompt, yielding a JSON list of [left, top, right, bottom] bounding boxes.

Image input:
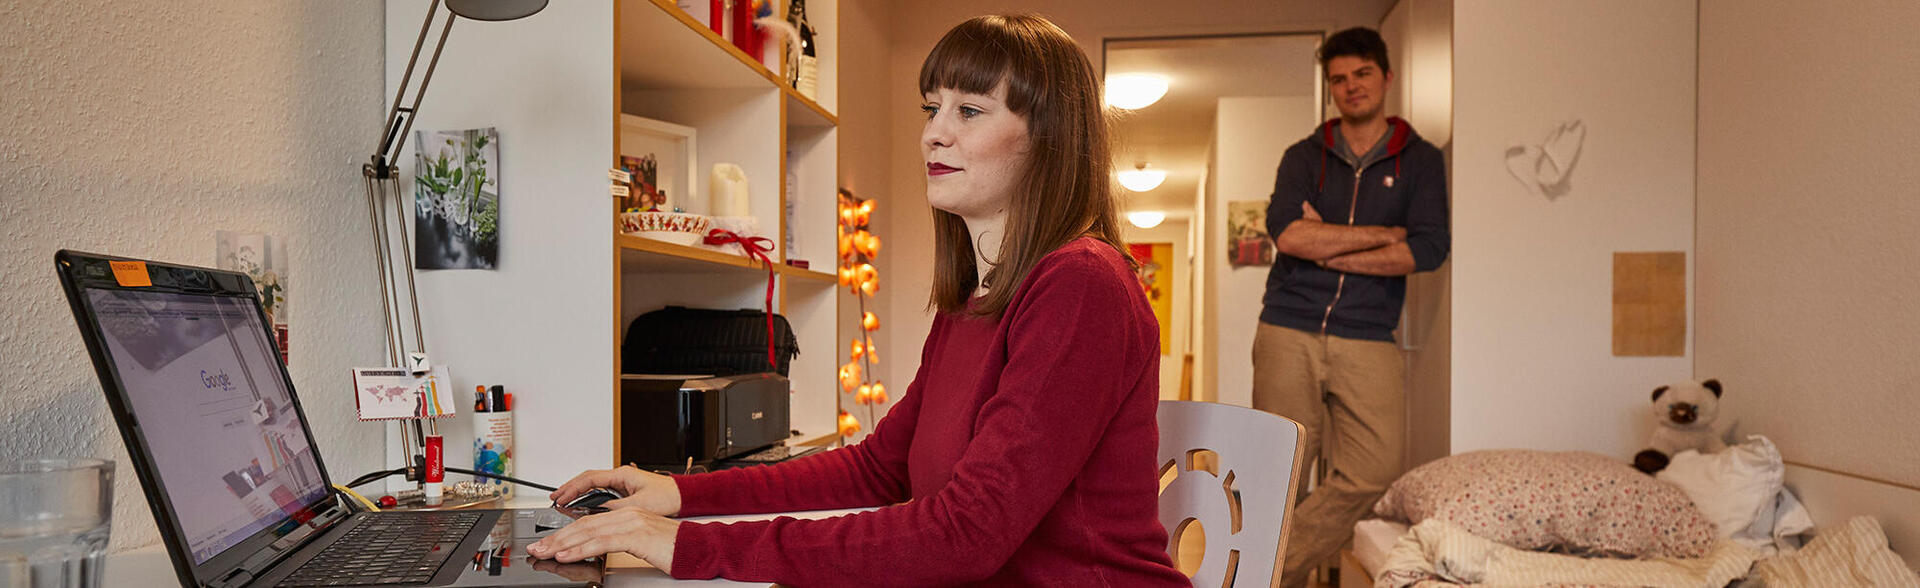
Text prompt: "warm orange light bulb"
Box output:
[[860, 277, 878, 297], [865, 234, 882, 257], [837, 267, 855, 287], [838, 233, 854, 258], [838, 412, 861, 437], [850, 340, 864, 360], [839, 206, 855, 227], [862, 312, 880, 332], [871, 381, 888, 404], [856, 263, 877, 285], [855, 384, 873, 405]]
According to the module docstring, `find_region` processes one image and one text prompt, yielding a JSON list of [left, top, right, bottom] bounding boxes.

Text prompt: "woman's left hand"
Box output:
[[526, 507, 680, 574]]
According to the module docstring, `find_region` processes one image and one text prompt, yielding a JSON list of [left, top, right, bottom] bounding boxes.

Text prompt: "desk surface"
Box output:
[[102, 496, 870, 587]]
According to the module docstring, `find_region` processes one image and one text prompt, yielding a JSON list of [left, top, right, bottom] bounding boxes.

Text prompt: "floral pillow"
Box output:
[[1373, 449, 1717, 558]]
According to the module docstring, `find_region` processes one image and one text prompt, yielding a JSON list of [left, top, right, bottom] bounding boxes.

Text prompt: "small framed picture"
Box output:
[[619, 114, 698, 214]]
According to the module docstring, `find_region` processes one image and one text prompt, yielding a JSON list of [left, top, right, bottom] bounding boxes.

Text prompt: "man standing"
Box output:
[[1256, 27, 1449, 587]]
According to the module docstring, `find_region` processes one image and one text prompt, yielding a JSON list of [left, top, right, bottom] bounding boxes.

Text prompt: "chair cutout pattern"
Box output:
[[1157, 400, 1306, 588]]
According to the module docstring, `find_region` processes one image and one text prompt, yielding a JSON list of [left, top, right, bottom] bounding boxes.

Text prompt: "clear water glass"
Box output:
[[1, 458, 114, 588]]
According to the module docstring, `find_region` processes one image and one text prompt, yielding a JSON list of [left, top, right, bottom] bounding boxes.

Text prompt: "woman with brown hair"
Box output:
[[531, 14, 1184, 586]]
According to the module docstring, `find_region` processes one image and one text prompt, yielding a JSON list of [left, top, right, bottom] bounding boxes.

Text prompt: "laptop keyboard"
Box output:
[[279, 511, 483, 586]]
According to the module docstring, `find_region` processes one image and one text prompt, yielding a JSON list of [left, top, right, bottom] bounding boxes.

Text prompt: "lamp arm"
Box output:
[[371, 0, 458, 180]]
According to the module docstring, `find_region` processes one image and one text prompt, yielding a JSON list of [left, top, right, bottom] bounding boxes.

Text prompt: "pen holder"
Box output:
[[472, 409, 514, 498]]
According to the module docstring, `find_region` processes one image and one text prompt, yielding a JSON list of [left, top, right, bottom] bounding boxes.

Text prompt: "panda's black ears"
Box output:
[[1652, 385, 1669, 402], [1702, 379, 1722, 398]]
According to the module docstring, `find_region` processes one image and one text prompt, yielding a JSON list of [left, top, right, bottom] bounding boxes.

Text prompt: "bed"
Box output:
[[1334, 437, 1917, 588]]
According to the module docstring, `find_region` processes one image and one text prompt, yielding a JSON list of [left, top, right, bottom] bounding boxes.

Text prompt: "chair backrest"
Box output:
[[1156, 400, 1306, 588]]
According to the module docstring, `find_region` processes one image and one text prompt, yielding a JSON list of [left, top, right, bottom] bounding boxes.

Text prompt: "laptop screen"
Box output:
[[85, 288, 327, 565]]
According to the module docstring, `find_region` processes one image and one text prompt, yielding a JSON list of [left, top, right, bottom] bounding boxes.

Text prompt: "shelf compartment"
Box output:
[[621, 0, 837, 125]]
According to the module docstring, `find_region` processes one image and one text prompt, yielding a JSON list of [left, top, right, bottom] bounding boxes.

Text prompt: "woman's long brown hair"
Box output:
[[919, 14, 1132, 319]]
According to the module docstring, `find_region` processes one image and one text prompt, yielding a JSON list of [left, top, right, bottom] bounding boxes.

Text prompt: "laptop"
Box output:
[[55, 251, 601, 587]]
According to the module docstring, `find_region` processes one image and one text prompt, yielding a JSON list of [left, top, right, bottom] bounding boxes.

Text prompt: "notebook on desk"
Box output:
[[55, 250, 600, 588]]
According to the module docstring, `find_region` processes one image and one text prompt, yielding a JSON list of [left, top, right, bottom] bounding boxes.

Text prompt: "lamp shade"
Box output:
[[1106, 74, 1169, 110], [1127, 211, 1167, 229], [1117, 165, 1167, 192], [445, 0, 548, 21]]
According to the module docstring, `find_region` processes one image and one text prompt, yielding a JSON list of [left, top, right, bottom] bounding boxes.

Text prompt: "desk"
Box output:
[[100, 496, 869, 587]]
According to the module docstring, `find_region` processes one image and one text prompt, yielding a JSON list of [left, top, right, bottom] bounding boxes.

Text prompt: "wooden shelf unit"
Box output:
[[612, 0, 841, 465]]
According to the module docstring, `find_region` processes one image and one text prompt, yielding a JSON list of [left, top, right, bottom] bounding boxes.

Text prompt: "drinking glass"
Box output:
[[1, 458, 114, 588]]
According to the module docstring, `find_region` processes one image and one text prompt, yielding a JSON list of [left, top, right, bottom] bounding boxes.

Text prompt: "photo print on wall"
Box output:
[[1227, 200, 1275, 267], [414, 128, 501, 269]]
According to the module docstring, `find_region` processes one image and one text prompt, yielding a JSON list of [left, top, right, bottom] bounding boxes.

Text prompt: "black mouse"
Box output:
[[563, 487, 623, 510]]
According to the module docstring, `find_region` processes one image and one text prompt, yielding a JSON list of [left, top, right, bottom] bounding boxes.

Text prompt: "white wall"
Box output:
[[1120, 219, 1192, 400], [1, 1, 386, 553], [1451, 0, 1695, 458], [1696, 0, 1920, 565], [1210, 96, 1318, 407], [383, 1, 614, 489]]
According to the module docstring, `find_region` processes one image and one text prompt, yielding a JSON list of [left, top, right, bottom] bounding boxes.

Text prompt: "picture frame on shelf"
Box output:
[[620, 114, 699, 214]]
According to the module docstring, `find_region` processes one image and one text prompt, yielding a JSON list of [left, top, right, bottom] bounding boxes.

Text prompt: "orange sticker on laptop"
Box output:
[[109, 261, 152, 287]]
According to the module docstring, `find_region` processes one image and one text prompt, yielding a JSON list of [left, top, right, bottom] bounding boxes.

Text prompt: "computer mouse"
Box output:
[[563, 487, 623, 510]]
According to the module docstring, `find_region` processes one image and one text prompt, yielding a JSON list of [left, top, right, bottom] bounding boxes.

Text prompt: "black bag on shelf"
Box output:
[[623, 306, 801, 377]]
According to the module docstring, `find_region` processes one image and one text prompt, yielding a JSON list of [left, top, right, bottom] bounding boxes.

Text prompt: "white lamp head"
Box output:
[[1106, 74, 1169, 110], [1117, 163, 1167, 192], [1127, 211, 1167, 229]]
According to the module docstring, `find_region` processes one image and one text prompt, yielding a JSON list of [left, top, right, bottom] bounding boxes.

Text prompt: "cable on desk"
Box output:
[[445, 467, 558, 492]]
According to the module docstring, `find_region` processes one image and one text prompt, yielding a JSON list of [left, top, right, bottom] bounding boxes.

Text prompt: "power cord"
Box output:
[[343, 466, 558, 493], [446, 467, 558, 493]]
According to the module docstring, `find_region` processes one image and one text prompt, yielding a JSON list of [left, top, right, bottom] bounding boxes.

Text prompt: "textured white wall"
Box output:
[[0, 1, 386, 553], [1451, 0, 1695, 458], [1697, 0, 1920, 557], [1697, 0, 1920, 489]]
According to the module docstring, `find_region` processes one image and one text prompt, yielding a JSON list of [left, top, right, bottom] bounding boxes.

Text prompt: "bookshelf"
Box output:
[[612, 0, 841, 463]]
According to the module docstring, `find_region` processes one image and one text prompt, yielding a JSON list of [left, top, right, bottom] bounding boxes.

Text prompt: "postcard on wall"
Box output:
[[351, 365, 457, 421], [414, 127, 501, 270], [215, 231, 289, 361]]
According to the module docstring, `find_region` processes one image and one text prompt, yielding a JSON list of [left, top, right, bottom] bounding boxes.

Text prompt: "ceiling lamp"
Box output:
[[1117, 163, 1167, 192], [1106, 74, 1169, 110], [1127, 211, 1167, 229]]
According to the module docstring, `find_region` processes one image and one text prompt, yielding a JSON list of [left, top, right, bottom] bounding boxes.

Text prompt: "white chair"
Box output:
[[1157, 400, 1307, 588]]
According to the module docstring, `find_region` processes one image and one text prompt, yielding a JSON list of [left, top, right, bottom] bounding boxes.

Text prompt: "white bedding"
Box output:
[[1374, 518, 1761, 588], [1353, 518, 1410, 581]]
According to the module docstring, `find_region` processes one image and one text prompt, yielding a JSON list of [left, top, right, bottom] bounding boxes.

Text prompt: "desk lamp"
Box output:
[[360, 0, 547, 491]]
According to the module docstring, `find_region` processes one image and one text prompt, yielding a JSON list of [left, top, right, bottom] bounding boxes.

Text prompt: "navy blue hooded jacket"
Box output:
[[1260, 117, 1450, 342]]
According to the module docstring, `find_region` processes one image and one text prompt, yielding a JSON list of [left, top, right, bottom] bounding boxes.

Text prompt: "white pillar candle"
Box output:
[[710, 163, 751, 217]]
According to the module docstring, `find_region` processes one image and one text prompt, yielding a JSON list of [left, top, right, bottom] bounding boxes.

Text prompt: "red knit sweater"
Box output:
[[668, 238, 1186, 586]]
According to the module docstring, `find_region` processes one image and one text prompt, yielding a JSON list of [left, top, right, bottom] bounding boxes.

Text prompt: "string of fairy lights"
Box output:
[[836, 190, 886, 438]]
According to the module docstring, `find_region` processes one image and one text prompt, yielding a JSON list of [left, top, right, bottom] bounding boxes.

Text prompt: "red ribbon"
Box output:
[[704, 229, 779, 370]]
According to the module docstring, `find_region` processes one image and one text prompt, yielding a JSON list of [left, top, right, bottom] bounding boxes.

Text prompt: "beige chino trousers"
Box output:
[[1251, 322, 1405, 588]]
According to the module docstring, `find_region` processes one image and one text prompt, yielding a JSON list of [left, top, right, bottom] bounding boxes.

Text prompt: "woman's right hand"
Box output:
[[548, 465, 682, 516]]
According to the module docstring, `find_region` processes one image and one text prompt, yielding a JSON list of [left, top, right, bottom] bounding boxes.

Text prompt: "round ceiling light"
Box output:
[[1117, 164, 1167, 192], [1127, 211, 1167, 229], [1105, 74, 1169, 110]]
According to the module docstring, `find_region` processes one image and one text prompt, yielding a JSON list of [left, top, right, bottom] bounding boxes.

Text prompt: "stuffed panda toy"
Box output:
[[1633, 379, 1727, 474]]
